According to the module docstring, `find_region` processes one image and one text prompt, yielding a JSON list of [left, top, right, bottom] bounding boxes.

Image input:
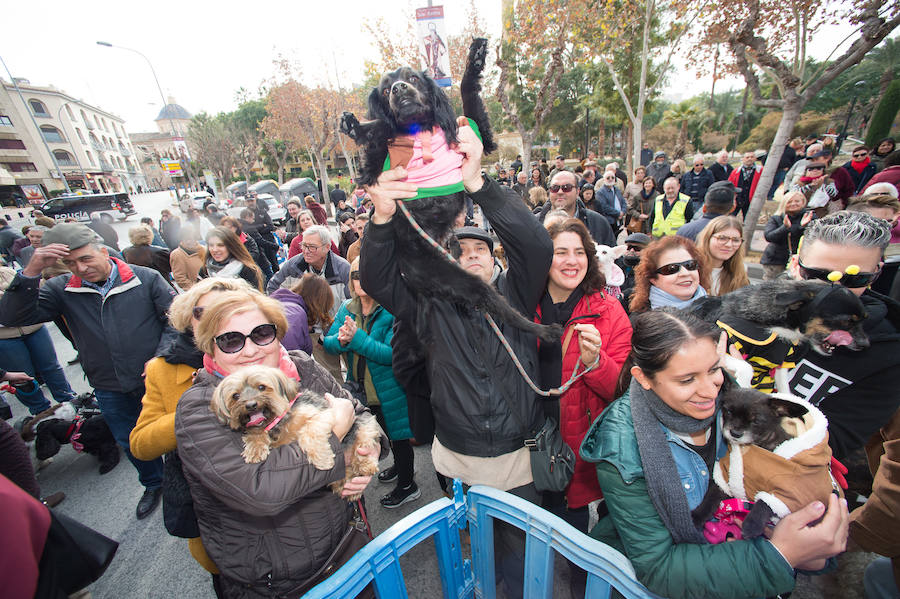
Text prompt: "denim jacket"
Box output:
[[663, 417, 727, 509]]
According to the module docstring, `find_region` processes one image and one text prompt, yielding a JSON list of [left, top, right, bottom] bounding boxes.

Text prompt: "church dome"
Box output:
[[155, 96, 192, 122]]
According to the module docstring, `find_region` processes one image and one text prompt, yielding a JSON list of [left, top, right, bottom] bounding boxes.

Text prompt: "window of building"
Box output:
[[0, 115, 12, 127], [40, 125, 65, 143], [2, 162, 38, 172], [76, 128, 85, 143], [80, 109, 93, 129], [0, 139, 26, 150], [65, 105, 75, 120], [85, 150, 96, 166], [29, 99, 50, 117], [95, 116, 102, 129], [53, 150, 76, 166]]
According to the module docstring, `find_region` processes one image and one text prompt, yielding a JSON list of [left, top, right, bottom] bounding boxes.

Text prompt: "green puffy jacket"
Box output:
[[324, 298, 412, 441], [579, 394, 796, 599]]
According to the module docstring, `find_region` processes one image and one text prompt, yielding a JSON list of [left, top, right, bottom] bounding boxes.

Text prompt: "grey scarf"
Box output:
[[629, 379, 713, 544]]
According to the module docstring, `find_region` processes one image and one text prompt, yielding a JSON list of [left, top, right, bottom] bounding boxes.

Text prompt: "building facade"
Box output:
[[0, 78, 146, 206], [129, 98, 196, 191]]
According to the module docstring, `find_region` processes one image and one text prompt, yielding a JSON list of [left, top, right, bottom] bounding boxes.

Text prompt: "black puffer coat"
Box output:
[[175, 351, 388, 598]]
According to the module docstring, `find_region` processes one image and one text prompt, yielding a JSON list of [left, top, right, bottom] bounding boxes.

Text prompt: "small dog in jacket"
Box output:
[[691, 388, 842, 538], [19, 402, 120, 475], [210, 366, 380, 500]]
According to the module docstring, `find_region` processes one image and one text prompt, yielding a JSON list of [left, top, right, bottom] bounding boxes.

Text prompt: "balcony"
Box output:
[[0, 148, 29, 158]]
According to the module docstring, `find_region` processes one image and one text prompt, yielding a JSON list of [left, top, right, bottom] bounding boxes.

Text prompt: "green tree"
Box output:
[[230, 99, 267, 184], [187, 112, 235, 190], [866, 79, 900, 147]]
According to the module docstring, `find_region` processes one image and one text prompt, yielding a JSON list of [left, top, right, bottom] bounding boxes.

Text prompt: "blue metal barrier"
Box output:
[[302, 480, 660, 599]]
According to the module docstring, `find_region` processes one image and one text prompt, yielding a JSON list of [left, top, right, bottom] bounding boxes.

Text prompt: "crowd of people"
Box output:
[[0, 123, 897, 599]]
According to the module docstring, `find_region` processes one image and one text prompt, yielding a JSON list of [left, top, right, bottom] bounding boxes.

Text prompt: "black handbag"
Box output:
[[35, 510, 119, 597], [526, 417, 576, 493], [162, 450, 201, 538]]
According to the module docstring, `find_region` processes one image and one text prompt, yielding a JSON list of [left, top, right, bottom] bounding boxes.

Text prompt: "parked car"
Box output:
[[227, 193, 287, 225], [38, 192, 136, 223], [279, 177, 320, 203], [179, 191, 216, 213], [248, 180, 282, 204]]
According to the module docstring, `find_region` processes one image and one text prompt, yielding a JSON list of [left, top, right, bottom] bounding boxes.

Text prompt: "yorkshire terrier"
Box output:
[[210, 366, 381, 500]]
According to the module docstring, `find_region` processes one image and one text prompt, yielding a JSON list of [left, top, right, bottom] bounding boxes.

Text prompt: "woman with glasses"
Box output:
[[533, 218, 632, 595], [201, 227, 264, 292], [840, 145, 878, 194], [629, 236, 710, 313], [174, 290, 385, 598], [323, 259, 417, 510], [761, 191, 813, 281], [580, 309, 850, 599], [695, 216, 750, 296], [130, 277, 253, 597]]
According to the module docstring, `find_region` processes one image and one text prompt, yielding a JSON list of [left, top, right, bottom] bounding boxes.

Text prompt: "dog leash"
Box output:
[[264, 393, 300, 432], [396, 200, 597, 396]]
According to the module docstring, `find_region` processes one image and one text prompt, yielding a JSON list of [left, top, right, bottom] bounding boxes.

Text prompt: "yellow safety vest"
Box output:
[[652, 194, 689, 237]]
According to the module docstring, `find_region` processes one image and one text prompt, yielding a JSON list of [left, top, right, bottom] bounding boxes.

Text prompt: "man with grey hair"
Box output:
[[785, 142, 823, 189], [679, 153, 715, 213], [786, 211, 900, 460], [0, 222, 176, 519], [266, 224, 350, 381], [710, 150, 733, 182]]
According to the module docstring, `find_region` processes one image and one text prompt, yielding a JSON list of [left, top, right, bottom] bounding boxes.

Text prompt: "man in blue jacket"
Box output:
[[0, 223, 176, 519], [679, 154, 715, 215]]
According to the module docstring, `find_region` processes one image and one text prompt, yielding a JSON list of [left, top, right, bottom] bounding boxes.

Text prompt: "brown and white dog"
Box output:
[[210, 366, 380, 500]]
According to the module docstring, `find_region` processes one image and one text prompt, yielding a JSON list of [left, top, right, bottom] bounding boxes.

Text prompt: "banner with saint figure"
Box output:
[[416, 6, 451, 87]]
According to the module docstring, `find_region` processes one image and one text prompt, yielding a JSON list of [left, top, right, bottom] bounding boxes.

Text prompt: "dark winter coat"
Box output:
[[160, 216, 181, 250], [0, 258, 176, 392], [594, 185, 627, 229], [761, 212, 811, 266], [680, 167, 715, 209], [361, 177, 551, 457], [710, 162, 733, 182], [175, 352, 389, 598], [122, 244, 172, 283]]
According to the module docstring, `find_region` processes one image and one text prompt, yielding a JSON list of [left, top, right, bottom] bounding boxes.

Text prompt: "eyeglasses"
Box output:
[[301, 242, 324, 251], [852, 152, 869, 158], [655, 259, 699, 276], [214, 323, 278, 354], [797, 260, 880, 288], [350, 271, 360, 280], [806, 166, 825, 171], [711, 234, 743, 246], [625, 245, 644, 252], [549, 184, 576, 193], [192, 306, 205, 320]]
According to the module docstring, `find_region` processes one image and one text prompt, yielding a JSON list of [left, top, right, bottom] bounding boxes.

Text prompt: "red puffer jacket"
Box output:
[[535, 291, 633, 507]]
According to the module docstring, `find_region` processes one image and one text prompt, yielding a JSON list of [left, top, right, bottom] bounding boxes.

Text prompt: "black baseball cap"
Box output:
[[454, 226, 494, 252], [705, 181, 740, 207]]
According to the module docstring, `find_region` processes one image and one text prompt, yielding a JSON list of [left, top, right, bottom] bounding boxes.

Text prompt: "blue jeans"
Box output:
[[93, 386, 163, 490], [0, 327, 77, 414]]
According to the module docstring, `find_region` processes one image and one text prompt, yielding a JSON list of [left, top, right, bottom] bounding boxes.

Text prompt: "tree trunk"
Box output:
[[315, 151, 332, 216], [520, 130, 533, 179], [598, 119, 606, 157], [742, 101, 802, 245], [624, 122, 634, 173], [632, 104, 644, 172]]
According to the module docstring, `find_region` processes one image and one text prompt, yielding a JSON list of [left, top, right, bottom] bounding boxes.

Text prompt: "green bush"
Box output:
[[865, 80, 900, 148]]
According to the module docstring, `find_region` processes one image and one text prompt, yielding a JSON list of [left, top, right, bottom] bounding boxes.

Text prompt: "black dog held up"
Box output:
[[341, 38, 559, 342]]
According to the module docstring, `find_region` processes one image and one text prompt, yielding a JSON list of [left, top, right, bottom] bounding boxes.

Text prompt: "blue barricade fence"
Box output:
[[303, 479, 661, 599]]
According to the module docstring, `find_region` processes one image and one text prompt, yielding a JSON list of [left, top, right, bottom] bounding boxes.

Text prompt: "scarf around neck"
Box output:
[[649, 284, 707, 310], [205, 256, 244, 279], [629, 379, 713, 544], [850, 157, 870, 173]]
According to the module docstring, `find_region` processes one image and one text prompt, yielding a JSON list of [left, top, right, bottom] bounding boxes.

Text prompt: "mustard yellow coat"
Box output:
[[130, 357, 218, 573]]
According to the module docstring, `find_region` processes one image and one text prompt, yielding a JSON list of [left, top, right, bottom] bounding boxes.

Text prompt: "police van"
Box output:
[[37, 193, 137, 224]]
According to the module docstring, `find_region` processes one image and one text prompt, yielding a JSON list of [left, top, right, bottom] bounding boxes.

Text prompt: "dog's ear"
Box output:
[[210, 384, 232, 425], [367, 86, 393, 129], [275, 371, 297, 401], [769, 397, 808, 419], [427, 74, 459, 145], [774, 290, 813, 311], [34, 426, 61, 461]]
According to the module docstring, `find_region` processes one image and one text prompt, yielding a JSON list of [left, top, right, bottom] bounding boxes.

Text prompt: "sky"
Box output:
[[1, 0, 864, 135]]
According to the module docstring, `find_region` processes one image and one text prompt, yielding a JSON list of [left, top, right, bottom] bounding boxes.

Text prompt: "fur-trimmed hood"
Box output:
[[713, 393, 841, 519]]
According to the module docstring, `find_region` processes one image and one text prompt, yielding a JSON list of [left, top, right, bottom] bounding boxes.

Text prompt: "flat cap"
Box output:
[[623, 232, 651, 246], [42, 222, 99, 250], [454, 226, 494, 251]]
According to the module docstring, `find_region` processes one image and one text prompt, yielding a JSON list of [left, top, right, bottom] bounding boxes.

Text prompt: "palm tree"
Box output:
[[662, 103, 702, 159]]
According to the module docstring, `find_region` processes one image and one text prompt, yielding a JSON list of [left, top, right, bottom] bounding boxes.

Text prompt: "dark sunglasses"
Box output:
[[350, 271, 360, 280], [192, 306, 205, 320], [625, 245, 644, 252], [549, 184, 576, 193], [655, 259, 699, 276], [852, 152, 868, 158], [214, 323, 278, 354], [797, 260, 880, 288]]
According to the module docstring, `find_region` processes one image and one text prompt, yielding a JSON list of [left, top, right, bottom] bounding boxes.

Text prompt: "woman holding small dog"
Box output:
[[175, 290, 386, 598], [580, 309, 850, 599], [323, 258, 417, 510], [629, 235, 710, 313], [696, 216, 750, 296], [201, 227, 264, 292]]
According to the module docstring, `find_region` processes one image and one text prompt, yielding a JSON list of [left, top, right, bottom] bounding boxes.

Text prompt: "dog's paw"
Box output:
[[469, 38, 487, 70], [340, 112, 360, 139], [242, 442, 270, 464]]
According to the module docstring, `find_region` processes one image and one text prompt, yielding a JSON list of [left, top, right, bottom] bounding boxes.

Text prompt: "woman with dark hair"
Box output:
[[580, 309, 849, 599], [530, 167, 545, 190], [219, 216, 273, 281], [270, 272, 334, 354], [626, 176, 657, 235], [872, 137, 896, 170], [579, 184, 597, 212], [337, 213, 359, 258], [629, 236, 710, 313], [535, 218, 632, 555], [201, 227, 264, 291], [304, 197, 328, 225], [695, 216, 750, 296]]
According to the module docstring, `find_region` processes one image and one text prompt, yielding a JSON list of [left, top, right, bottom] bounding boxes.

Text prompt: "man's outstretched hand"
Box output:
[[365, 168, 418, 226], [455, 116, 484, 193]]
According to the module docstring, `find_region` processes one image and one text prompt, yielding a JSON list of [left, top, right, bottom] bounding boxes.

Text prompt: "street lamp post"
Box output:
[[56, 103, 89, 191], [835, 80, 867, 156], [0, 53, 72, 194]]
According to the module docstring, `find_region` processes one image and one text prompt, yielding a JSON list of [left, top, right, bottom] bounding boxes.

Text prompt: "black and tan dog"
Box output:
[[19, 402, 120, 475], [689, 279, 869, 392], [340, 38, 559, 343], [210, 366, 380, 500]]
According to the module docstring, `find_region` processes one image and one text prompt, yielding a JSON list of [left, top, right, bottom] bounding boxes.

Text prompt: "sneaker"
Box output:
[[377, 465, 398, 484], [380, 483, 421, 509]]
